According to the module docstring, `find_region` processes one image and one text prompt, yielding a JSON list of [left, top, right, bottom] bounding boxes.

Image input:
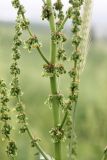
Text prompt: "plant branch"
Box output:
[[37, 47, 50, 64], [21, 14, 50, 64], [60, 111, 68, 129], [17, 97, 49, 160], [57, 15, 68, 32], [26, 127, 49, 160]]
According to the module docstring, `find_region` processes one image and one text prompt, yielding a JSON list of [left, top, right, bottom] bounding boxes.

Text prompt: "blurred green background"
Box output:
[[0, 22, 107, 160]]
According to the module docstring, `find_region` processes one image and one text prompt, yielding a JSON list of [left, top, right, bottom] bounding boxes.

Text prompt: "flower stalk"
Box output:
[[46, 0, 61, 159], [0, 80, 17, 159]]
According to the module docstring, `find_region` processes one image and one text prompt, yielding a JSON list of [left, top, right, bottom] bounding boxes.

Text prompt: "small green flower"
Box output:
[[69, 68, 77, 78], [16, 102, 24, 112], [54, 1, 63, 11], [18, 5, 25, 15], [10, 62, 20, 75], [57, 48, 67, 61], [67, 7, 73, 18], [10, 86, 22, 97], [19, 124, 27, 133], [11, 0, 20, 8], [6, 141, 17, 157], [51, 32, 67, 44], [20, 19, 30, 30], [1, 123, 12, 138], [42, 3, 52, 20], [43, 63, 55, 77], [55, 64, 66, 76], [24, 36, 41, 51], [1, 113, 11, 121], [50, 125, 65, 143], [17, 113, 26, 123]]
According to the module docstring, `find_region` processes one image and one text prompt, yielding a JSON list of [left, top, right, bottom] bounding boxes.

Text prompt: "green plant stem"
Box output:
[[46, 0, 61, 160], [57, 15, 68, 32], [60, 111, 68, 129], [101, 147, 107, 160], [26, 128, 49, 160], [21, 14, 49, 64], [36, 47, 50, 64]]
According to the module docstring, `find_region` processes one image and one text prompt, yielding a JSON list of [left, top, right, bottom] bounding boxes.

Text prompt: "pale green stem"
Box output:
[[26, 127, 49, 160], [57, 15, 68, 32], [101, 147, 107, 160], [60, 111, 68, 129], [46, 0, 61, 160]]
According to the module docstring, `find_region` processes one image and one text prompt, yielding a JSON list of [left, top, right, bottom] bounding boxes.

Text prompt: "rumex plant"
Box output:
[[1, 0, 105, 160]]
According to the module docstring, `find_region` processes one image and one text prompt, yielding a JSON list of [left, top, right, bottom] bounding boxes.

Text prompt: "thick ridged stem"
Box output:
[[47, 0, 61, 160]]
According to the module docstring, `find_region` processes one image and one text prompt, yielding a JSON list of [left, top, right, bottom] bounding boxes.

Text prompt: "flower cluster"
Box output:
[[51, 32, 66, 45], [51, 31, 67, 62], [65, 1, 84, 159], [24, 35, 41, 52], [69, 0, 84, 7], [10, 16, 22, 97], [11, 0, 29, 135], [12, 0, 25, 15], [43, 63, 66, 77], [66, 7, 73, 19], [6, 141, 17, 157], [54, 1, 63, 11], [50, 125, 64, 143], [42, 2, 52, 20], [45, 93, 64, 109], [0, 80, 11, 138], [0, 80, 17, 157], [68, 0, 84, 104], [57, 48, 66, 61], [16, 102, 28, 133], [54, 0, 64, 28]]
